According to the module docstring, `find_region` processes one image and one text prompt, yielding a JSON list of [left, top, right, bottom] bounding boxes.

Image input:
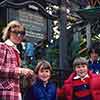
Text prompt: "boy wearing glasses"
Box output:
[[57, 57, 100, 100]]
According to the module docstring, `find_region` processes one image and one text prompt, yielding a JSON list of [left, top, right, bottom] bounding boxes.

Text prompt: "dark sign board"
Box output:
[[7, 7, 47, 43]]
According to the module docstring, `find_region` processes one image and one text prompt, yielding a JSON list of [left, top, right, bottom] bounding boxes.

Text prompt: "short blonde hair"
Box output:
[[2, 20, 25, 41], [34, 60, 52, 74]]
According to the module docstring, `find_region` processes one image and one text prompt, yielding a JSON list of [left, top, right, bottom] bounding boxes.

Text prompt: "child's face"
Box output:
[[38, 65, 51, 83], [75, 64, 88, 78]]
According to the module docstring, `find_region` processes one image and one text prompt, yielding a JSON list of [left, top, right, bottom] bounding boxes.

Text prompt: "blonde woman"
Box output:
[[0, 20, 34, 100]]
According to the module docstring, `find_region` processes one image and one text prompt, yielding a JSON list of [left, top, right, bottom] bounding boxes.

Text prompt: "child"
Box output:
[[88, 48, 100, 74], [24, 60, 57, 100], [57, 57, 100, 100]]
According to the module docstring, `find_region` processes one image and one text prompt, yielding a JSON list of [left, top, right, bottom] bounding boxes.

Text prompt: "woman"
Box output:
[[0, 20, 34, 100]]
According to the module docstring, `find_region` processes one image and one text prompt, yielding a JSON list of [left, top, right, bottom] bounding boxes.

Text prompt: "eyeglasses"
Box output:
[[11, 30, 26, 36]]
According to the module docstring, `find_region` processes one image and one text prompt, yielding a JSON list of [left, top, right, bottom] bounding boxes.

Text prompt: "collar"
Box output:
[[73, 74, 89, 80], [89, 58, 99, 64], [5, 39, 20, 54], [36, 78, 49, 86]]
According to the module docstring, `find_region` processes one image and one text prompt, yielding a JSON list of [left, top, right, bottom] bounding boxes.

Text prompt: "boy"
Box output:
[[58, 57, 100, 100], [88, 48, 100, 74]]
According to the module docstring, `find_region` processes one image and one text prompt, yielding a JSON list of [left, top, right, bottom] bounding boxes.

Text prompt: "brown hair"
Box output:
[[34, 60, 52, 74], [73, 57, 88, 67]]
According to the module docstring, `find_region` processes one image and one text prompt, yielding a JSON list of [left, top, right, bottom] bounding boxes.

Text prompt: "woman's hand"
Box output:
[[20, 68, 34, 78]]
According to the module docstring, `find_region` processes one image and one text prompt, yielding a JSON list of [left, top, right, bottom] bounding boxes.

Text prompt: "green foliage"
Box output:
[[70, 41, 80, 58], [46, 47, 59, 68]]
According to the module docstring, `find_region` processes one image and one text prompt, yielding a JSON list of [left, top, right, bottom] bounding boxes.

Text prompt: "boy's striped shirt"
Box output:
[[72, 75, 92, 100]]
